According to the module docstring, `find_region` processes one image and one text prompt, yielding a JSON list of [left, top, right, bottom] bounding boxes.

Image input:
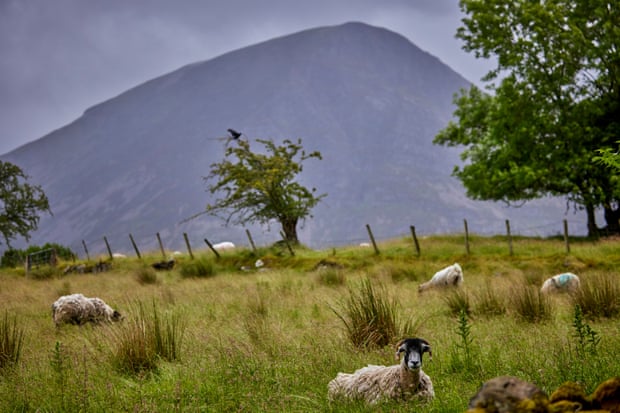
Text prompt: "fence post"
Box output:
[[204, 238, 221, 259], [366, 224, 380, 255], [103, 236, 113, 260], [156, 232, 166, 259], [505, 219, 513, 256], [410, 225, 421, 256], [183, 232, 194, 259], [129, 234, 142, 259], [245, 228, 257, 253], [82, 240, 90, 261], [563, 219, 570, 254], [279, 231, 295, 256], [463, 219, 470, 255]]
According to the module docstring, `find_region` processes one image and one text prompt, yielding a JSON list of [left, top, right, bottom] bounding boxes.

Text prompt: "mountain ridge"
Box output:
[[1, 22, 580, 255]]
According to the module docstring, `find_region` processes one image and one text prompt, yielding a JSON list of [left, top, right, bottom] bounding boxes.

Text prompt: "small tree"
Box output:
[[0, 161, 51, 248], [204, 138, 325, 244]]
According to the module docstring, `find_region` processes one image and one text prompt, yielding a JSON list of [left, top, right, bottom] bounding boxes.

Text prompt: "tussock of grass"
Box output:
[[0, 311, 24, 371], [512, 284, 554, 323], [572, 273, 620, 319]]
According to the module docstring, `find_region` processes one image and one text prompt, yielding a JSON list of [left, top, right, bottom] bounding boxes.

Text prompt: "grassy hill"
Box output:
[[1, 235, 619, 412]]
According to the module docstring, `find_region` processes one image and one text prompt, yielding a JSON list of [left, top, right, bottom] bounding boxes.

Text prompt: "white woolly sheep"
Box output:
[[52, 293, 122, 327], [213, 241, 235, 251], [418, 263, 463, 293], [540, 272, 581, 294], [327, 338, 434, 404]]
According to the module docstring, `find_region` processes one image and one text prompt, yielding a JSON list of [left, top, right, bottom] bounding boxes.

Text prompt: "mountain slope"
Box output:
[[1, 22, 575, 255]]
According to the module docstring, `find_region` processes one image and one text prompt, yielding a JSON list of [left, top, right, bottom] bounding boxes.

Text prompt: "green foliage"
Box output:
[[203, 137, 326, 243], [331, 277, 416, 348], [107, 301, 186, 375], [572, 305, 601, 358], [435, 1, 620, 235], [1, 242, 75, 268], [448, 310, 482, 379], [178, 256, 215, 278], [0, 161, 51, 248], [0, 311, 24, 372], [571, 273, 620, 319], [512, 284, 554, 323], [444, 289, 471, 317]]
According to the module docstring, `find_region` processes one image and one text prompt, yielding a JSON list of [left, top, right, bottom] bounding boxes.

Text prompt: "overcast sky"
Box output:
[[0, 0, 493, 156]]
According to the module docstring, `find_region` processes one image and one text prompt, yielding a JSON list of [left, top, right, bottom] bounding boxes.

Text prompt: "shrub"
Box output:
[[135, 265, 159, 285], [179, 257, 215, 278], [331, 277, 416, 348], [512, 284, 553, 323], [571, 273, 620, 319], [0, 311, 24, 371]]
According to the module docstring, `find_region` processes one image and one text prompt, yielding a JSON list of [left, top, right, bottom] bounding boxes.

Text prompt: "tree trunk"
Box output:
[[603, 202, 620, 235], [281, 217, 299, 244], [585, 202, 598, 238]]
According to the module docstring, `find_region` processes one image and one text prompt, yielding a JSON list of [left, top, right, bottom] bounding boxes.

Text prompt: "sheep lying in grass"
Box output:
[[327, 338, 434, 404], [540, 272, 580, 294], [418, 263, 463, 293], [52, 293, 122, 327]]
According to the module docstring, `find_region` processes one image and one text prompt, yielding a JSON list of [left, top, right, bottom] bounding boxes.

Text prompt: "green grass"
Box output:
[[0, 234, 619, 411]]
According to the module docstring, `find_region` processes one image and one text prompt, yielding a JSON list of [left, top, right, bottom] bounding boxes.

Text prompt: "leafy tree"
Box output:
[[203, 138, 325, 244], [0, 161, 51, 248], [435, 0, 620, 236]]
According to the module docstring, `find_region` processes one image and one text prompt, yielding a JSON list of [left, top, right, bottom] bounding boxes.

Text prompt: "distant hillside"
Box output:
[[1, 22, 581, 256]]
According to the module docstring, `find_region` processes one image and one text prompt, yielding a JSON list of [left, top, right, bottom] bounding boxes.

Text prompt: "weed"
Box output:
[[512, 284, 553, 323], [0, 311, 24, 371], [331, 277, 416, 348], [572, 304, 601, 357], [572, 273, 620, 319]]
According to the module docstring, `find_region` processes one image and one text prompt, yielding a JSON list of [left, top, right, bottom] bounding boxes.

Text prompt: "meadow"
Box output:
[[1, 234, 619, 412]]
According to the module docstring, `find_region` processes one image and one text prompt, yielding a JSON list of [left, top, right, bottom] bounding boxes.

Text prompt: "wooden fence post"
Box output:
[[463, 219, 470, 255], [366, 224, 380, 255], [245, 229, 257, 253], [103, 236, 113, 260], [82, 240, 90, 261], [204, 238, 220, 259], [183, 233, 194, 259], [505, 219, 513, 256], [563, 219, 570, 254], [156, 232, 166, 259], [279, 231, 295, 256], [410, 225, 421, 256], [129, 233, 142, 259]]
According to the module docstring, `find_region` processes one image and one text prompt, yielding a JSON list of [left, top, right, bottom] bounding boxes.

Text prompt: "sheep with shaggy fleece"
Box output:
[[418, 263, 463, 293], [540, 272, 581, 294], [52, 293, 122, 327], [327, 338, 434, 404]]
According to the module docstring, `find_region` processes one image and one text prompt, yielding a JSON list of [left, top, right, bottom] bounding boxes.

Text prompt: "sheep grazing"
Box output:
[[327, 338, 434, 404], [52, 293, 122, 327], [418, 263, 463, 293], [540, 272, 580, 294]]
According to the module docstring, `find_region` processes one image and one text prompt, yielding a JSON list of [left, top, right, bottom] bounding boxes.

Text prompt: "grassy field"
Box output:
[[0, 234, 619, 412]]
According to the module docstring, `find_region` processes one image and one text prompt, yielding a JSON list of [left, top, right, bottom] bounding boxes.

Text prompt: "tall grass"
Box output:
[[512, 284, 554, 323], [331, 277, 417, 348], [0, 311, 24, 371], [571, 273, 620, 319]]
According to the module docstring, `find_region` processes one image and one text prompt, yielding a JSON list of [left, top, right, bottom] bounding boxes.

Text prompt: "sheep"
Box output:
[[418, 263, 463, 293], [540, 272, 580, 294], [52, 293, 122, 327], [213, 241, 235, 251], [327, 338, 434, 404]]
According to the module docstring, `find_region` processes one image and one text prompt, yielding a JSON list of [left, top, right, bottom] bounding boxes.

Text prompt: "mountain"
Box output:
[[1, 22, 579, 256]]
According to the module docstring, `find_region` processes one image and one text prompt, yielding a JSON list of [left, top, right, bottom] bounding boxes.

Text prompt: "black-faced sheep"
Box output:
[[540, 272, 580, 294], [52, 293, 122, 327], [327, 338, 434, 404], [418, 263, 463, 293]]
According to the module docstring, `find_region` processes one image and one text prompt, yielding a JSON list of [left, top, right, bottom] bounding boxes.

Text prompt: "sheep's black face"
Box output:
[[397, 338, 432, 371]]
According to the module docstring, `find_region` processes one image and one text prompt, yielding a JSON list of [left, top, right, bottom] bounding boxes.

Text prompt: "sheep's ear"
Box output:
[[422, 342, 432, 359], [395, 340, 407, 360]]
